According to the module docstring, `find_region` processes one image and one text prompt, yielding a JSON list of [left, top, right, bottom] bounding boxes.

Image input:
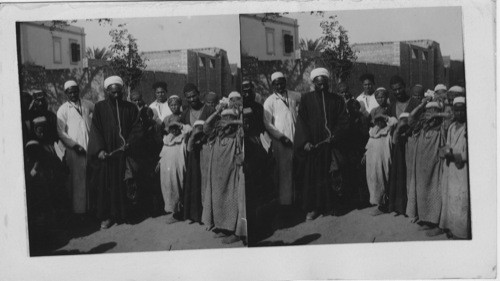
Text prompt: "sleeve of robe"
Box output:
[[87, 102, 107, 162], [263, 97, 285, 140], [293, 93, 311, 153], [56, 104, 78, 148]]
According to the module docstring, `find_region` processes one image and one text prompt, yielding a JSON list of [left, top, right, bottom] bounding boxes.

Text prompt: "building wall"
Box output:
[[136, 71, 187, 104], [142, 50, 189, 74], [400, 42, 437, 90], [352, 42, 400, 66], [240, 14, 299, 61], [19, 22, 85, 70], [347, 62, 401, 96]]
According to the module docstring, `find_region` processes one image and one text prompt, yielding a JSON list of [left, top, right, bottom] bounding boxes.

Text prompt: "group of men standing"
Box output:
[[22, 66, 470, 247]]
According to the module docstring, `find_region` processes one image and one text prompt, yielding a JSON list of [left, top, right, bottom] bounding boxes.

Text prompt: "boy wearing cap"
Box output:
[[157, 115, 192, 224], [57, 80, 94, 216], [432, 97, 470, 239]]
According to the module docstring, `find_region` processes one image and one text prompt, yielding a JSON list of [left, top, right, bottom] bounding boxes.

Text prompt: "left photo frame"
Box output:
[[17, 15, 247, 255]]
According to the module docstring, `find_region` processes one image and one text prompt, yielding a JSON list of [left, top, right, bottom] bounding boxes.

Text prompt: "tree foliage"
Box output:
[[317, 16, 357, 84], [108, 24, 147, 99], [86, 46, 112, 60]]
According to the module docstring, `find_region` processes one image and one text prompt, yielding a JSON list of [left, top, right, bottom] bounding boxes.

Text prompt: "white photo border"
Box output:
[[0, 0, 496, 280]]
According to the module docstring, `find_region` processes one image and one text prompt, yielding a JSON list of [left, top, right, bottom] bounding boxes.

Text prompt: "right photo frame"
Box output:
[[240, 7, 469, 247]]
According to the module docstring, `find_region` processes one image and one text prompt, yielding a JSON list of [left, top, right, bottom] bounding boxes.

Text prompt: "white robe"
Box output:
[[56, 99, 94, 214], [365, 117, 397, 205], [159, 125, 191, 213], [149, 100, 172, 126], [439, 122, 470, 238], [263, 90, 300, 205]]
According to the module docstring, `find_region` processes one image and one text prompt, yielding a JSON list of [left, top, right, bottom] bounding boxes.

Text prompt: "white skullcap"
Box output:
[[434, 84, 447, 91], [399, 112, 410, 119], [449, 86, 465, 93], [425, 101, 441, 109], [453, 96, 466, 105], [104, 76, 124, 89], [228, 91, 241, 99], [310, 68, 330, 81], [221, 109, 238, 116], [25, 140, 40, 148], [424, 89, 435, 98], [271, 72, 285, 82], [167, 95, 181, 101], [33, 116, 47, 125], [64, 80, 78, 91], [193, 120, 205, 127], [375, 87, 387, 92]]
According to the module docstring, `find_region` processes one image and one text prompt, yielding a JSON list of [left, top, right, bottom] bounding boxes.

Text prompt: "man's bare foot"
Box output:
[[165, 214, 180, 224], [100, 219, 113, 230], [425, 228, 444, 237], [369, 207, 384, 216], [222, 235, 241, 244], [306, 210, 319, 221], [418, 224, 433, 231]]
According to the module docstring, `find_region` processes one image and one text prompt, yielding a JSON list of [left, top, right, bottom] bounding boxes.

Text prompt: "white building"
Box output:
[[18, 21, 86, 70], [240, 14, 300, 61]]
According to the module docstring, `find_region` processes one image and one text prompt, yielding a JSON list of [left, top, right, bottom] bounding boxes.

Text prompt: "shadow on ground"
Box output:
[[254, 233, 322, 247], [51, 242, 117, 255]]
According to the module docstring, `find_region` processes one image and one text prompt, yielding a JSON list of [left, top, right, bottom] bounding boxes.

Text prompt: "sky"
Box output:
[[290, 6, 464, 60], [73, 15, 241, 66], [74, 6, 464, 67]]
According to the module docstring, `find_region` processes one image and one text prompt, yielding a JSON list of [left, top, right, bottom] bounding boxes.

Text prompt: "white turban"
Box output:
[[271, 72, 285, 82], [33, 116, 47, 125], [426, 101, 441, 109], [399, 112, 410, 119], [434, 84, 447, 91], [104, 76, 124, 89], [193, 120, 205, 127], [310, 68, 330, 81], [64, 80, 78, 91], [228, 91, 241, 99], [375, 87, 387, 92], [453, 96, 466, 105], [449, 86, 465, 93]]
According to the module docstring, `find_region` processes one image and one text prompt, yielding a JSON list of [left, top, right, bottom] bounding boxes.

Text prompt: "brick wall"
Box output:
[[352, 42, 401, 66]]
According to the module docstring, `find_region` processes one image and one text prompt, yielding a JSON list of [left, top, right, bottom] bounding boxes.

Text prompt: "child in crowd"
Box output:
[[157, 115, 192, 224], [25, 116, 68, 226], [369, 87, 390, 123], [202, 104, 246, 244], [428, 97, 469, 239], [167, 95, 182, 118], [363, 111, 398, 216]]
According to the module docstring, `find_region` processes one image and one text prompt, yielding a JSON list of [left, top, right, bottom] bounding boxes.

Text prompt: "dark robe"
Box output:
[[183, 132, 205, 222], [181, 105, 214, 222], [387, 125, 410, 214], [294, 91, 349, 214], [242, 100, 274, 242], [87, 98, 142, 222]]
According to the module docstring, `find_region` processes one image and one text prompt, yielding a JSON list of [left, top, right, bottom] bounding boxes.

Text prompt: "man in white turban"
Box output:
[[87, 75, 143, 229], [57, 80, 94, 215], [263, 71, 301, 207], [294, 67, 349, 220]]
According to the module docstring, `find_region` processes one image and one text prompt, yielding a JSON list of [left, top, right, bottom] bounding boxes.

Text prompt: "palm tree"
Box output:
[[300, 38, 326, 52], [86, 46, 112, 60]]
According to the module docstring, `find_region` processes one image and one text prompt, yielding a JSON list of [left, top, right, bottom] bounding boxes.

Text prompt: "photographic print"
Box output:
[[0, 1, 496, 280], [240, 8, 470, 247], [17, 14, 247, 256]]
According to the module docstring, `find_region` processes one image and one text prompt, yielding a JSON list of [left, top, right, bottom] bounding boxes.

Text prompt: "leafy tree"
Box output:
[[108, 24, 147, 99], [317, 16, 358, 84]]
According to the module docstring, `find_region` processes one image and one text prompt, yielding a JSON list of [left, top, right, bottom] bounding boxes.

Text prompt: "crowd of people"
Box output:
[[253, 68, 470, 240], [21, 66, 470, 251]]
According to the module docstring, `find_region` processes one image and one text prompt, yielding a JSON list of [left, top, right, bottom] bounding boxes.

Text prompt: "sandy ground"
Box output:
[[30, 204, 446, 256], [255, 206, 447, 246]]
